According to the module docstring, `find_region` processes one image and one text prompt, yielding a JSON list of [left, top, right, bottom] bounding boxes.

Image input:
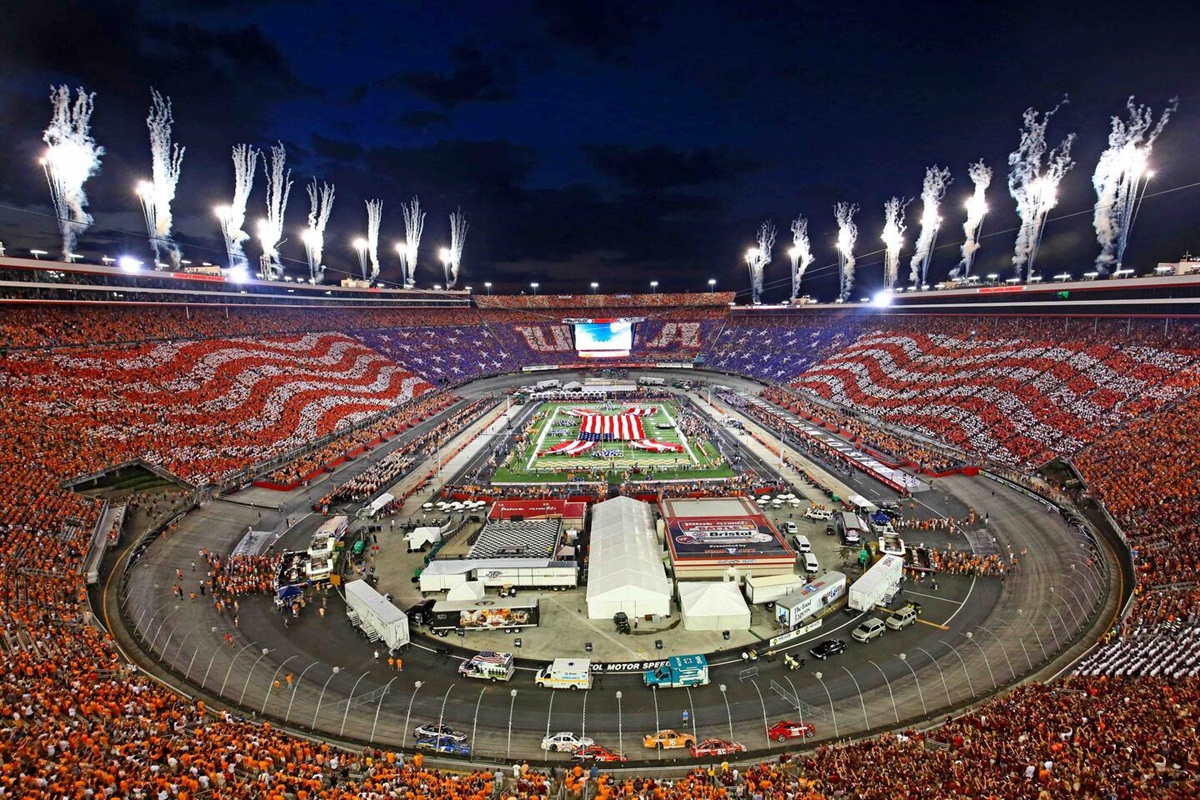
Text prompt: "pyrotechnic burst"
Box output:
[[954, 160, 992, 278], [881, 196, 910, 290], [216, 144, 259, 275], [1092, 96, 1176, 273], [744, 221, 776, 304], [834, 202, 859, 301], [788, 216, 815, 299], [257, 143, 293, 280], [908, 166, 952, 287], [442, 208, 469, 288], [365, 199, 383, 281], [1008, 100, 1075, 281], [41, 85, 104, 259], [302, 179, 335, 283], [400, 196, 425, 288], [136, 90, 185, 269]]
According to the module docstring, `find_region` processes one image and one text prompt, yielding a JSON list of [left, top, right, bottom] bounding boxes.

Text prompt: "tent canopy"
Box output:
[[678, 581, 751, 631], [848, 494, 877, 512], [586, 497, 671, 619]]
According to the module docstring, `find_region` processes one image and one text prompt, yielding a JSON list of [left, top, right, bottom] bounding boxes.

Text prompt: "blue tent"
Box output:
[[871, 511, 891, 525]]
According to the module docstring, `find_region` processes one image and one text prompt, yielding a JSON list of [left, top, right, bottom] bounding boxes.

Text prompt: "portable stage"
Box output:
[[658, 496, 796, 580]]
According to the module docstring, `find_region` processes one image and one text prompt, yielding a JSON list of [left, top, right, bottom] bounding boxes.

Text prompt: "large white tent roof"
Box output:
[[586, 496, 671, 605], [678, 581, 751, 631]]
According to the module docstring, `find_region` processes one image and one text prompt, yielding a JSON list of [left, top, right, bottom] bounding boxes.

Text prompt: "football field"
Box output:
[[492, 400, 735, 483]]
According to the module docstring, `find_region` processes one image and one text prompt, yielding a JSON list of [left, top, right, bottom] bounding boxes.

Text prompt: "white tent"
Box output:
[[848, 494, 877, 512], [678, 581, 751, 631], [446, 580, 486, 602], [586, 497, 671, 620]]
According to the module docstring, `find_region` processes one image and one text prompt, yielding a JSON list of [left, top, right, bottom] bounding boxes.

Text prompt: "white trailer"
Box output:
[[419, 558, 578, 594], [848, 555, 904, 612], [744, 573, 808, 605], [535, 379, 561, 391], [775, 571, 847, 628], [344, 579, 410, 651], [637, 376, 666, 386]]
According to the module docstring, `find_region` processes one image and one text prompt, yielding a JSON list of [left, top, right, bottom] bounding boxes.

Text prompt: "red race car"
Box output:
[[766, 720, 816, 742], [689, 738, 747, 758], [572, 744, 628, 763]]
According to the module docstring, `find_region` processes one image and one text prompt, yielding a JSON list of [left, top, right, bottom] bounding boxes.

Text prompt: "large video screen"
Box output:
[[575, 321, 633, 358]]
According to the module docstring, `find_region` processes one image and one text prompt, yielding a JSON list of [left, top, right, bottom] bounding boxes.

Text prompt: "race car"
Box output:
[[572, 744, 628, 763], [415, 736, 472, 756], [689, 738, 747, 758], [642, 729, 696, 750], [413, 723, 468, 742], [541, 731, 594, 753], [809, 638, 848, 659], [766, 720, 816, 742]]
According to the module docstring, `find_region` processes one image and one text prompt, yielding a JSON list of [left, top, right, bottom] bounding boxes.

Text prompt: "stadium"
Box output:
[[4, 5, 1200, 798]]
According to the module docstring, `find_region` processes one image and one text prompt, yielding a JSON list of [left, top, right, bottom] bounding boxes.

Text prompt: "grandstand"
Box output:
[[2, 263, 1199, 798]]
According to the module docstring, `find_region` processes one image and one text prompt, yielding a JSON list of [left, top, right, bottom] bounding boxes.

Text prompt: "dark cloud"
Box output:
[[583, 144, 760, 193], [381, 45, 514, 108], [311, 134, 364, 164], [532, 0, 671, 62], [394, 110, 452, 130]]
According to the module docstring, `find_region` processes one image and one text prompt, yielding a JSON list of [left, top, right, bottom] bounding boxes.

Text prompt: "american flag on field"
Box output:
[[623, 407, 657, 416], [579, 414, 646, 441], [628, 439, 684, 453], [538, 439, 596, 457]]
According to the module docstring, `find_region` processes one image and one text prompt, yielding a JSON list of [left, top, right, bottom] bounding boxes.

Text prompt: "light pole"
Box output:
[[813, 671, 838, 739], [484, 281, 492, 295], [719, 684, 733, 742], [186, 626, 218, 681], [506, 688, 517, 759], [939, 638, 976, 699], [262, 654, 299, 714], [239, 647, 272, 705], [220, 641, 259, 697], [403, 680, 424, 748], [914, 646, 953, 707], [150, 605, 183, 651], [530, 282, 539, 295], [371, 676, 400, 742], [313, 666, 342, 729], [615, 691, 623, 754], [590, 281, 598, 294], [965, 632, 997, 690], [285, 660, 322, 724], [650, 280, 658, 294], [896, 653, 927, 717], [341, 670, 372, 736], [868, 660, 900, 724], [707, 278, 716, 293], [840, 665, 869, 732]]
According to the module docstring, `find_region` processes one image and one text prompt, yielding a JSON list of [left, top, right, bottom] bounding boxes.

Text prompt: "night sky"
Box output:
[[1, 0, 1198, 300]]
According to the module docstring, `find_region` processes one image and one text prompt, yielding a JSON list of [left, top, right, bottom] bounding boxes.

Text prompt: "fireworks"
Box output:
[[365, 199, 383, 281], [444, 208, 468, 288], [744, 221, 776, 304], [258, 143, 293, 281], [41, 85, 104, 259], [138, 89, 185, 269], [955, 160, 992, 278], [216, 144, 260, 274], [834, 202, 859, 301], [881, 196, 910, 290], [302, 179, 336, 283], [1092, 96, 1176, 272], [1008, 100, 1075, 281], [788, 216, 815, 299], [400, 196, 425, 288], [909, 166, 952, 288]]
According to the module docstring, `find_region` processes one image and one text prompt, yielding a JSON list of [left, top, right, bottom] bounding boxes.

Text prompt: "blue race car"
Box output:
[[415, 736, 472, 756]]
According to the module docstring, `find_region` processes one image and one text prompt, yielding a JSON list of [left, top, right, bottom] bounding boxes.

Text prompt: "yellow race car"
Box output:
[[642, 729, 696, 750]]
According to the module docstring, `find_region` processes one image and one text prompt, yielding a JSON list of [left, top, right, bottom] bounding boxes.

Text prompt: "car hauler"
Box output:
[[429, 598, 540, 636], [344, 579, 410, 651], [848, 554, 903, 612]]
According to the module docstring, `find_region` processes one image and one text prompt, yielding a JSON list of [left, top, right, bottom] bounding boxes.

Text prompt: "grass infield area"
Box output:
[[492, 400, 736, 483]]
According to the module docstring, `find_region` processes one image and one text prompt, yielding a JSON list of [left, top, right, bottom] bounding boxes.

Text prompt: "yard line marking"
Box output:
[[527, 404, 561, 472], [658, 403, 698, 464]]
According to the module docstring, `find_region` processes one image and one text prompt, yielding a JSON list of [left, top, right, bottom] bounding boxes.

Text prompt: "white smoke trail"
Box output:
[[365, 199, 383, 281], [257, 143, 292, 280], [140, 89, 185, 268], [444, 208, 469, 288], [834, 202, 859, 301], [1008, 100, 1075, 281], [881, 196, 910, 290], [1092, 96, 1177, 273], [788, 215, 815, 299], [401, 196, 425, 288], [216, 144, 259, 274], [954, 160, 992, 278], [41, 85, 104, 258], [908, 166, 952, 287], [743, 221, 776, 304], [302, 179, 335, 283]]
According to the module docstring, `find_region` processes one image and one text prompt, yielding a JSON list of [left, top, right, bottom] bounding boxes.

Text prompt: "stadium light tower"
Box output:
[[590, 281, 599, 294], [484, 281, 492, 295], [650, 280, 658, 293], [708, 278, 717, 293], [530, 281, 539, 295]]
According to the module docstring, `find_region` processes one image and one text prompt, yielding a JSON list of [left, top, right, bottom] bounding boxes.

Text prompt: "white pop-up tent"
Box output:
[[848, 494, 877, 513], [678, 581, 751, 631], [586, 496, 672, 620]]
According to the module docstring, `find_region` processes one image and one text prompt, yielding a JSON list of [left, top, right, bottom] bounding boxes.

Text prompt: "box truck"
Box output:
[[744, 573, 808, 605], [344, 579, 410, 651], [848, 555, 903, 612], [644, 654, 709, 689], [535, 658, 593, 690]]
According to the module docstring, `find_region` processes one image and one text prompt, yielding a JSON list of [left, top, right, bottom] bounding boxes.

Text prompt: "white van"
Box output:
[[793, 534, 812, 553], [534, 658, 592, 690], [803, 552, 820, 575]]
